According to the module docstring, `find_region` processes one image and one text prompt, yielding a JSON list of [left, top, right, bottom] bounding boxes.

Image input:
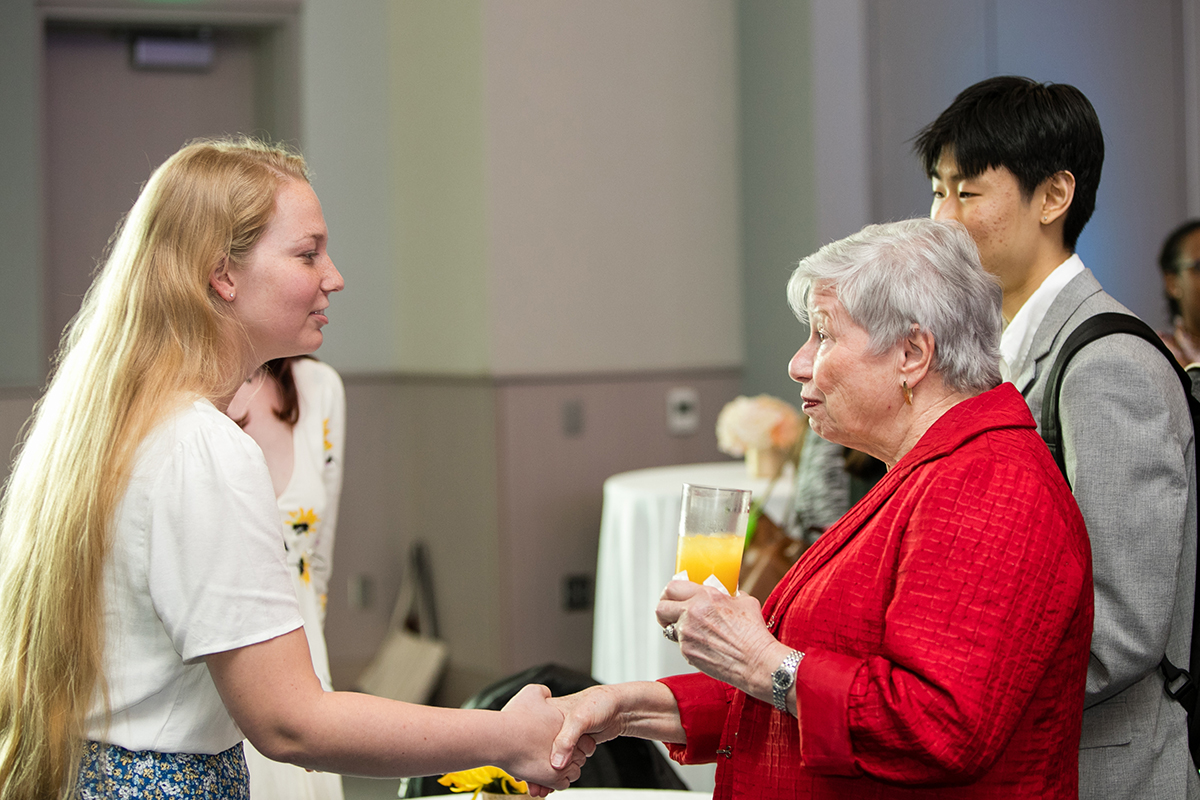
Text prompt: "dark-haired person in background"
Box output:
[[916, 76, 1198, 800], [1158, 219, 1200, 367], [228, 355, 347, 800]]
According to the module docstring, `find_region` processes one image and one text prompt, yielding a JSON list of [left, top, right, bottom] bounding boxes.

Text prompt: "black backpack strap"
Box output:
[[1040, 313, 1190, 477], [1040, 312, 1200, 753]]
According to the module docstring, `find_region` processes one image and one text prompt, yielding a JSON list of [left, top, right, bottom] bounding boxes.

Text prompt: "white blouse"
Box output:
[[86, 399, 303, 754]]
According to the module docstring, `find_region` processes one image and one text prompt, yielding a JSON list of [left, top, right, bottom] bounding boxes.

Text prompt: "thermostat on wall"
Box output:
[[666, 387, 700, 436]]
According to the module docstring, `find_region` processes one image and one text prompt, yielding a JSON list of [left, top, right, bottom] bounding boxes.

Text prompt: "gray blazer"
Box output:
[[1010, 268, 1199, 800]]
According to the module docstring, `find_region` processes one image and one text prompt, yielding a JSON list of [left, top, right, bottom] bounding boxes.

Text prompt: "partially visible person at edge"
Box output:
[[0, 137, 590, 800], [1158, 219, 1200, 367], [227, 355, 347, 800], [789, 433, 885, 544], [917, 75, 1199, 799], [547, 218, 1094, 799]]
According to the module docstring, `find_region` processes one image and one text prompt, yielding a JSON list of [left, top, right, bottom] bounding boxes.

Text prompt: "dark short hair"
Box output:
[[1158, 219, 1200, 318], [914, 75, 1104, 250]]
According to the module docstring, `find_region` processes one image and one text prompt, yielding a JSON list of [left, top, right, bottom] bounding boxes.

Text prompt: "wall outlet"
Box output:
[[666, 386, 700, 436], [562, 573, 593, 612], [562, 399, 584, 437], [348, 574, 375, 609]]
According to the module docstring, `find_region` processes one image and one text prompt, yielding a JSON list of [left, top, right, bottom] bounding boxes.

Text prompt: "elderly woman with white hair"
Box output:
[[550, 219, 1094, 799]]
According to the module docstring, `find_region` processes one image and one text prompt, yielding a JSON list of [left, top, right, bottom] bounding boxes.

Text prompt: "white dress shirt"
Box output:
[[999, 254, 1085, 381]]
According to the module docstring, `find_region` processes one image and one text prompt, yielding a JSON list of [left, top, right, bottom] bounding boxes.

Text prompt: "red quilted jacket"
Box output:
[[662, 382, 1093, 799]]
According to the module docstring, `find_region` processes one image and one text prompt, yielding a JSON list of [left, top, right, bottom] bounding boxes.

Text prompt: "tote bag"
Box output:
[[356, 541, 448, 705]]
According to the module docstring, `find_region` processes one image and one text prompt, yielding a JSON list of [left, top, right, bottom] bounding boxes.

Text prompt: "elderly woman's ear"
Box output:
[[897, 326, 937, 396]]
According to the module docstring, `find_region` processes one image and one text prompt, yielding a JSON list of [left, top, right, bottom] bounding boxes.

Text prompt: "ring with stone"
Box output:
[[662, 623, 678, 643]]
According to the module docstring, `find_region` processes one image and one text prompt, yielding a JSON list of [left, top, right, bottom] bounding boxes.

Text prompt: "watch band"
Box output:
[[771, 649, 804, 712]]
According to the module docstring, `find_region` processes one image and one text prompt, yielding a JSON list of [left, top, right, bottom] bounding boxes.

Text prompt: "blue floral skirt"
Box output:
[[75, 740, 249, 799]]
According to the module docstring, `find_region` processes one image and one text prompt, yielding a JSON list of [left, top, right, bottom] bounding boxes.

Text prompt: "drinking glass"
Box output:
[[675, 483, 752, 595]]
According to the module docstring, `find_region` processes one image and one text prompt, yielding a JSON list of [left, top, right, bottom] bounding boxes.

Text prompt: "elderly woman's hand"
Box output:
[[548, 682, 685, 773], [657, 580, 794, 706], [497, 684, 590, 795]]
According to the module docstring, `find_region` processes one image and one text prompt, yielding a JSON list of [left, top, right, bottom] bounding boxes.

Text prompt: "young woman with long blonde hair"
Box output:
[[0, 138, 587, 799]]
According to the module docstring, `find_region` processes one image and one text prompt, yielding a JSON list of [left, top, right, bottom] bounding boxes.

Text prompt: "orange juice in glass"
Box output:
[[675, 484, 752, 595]]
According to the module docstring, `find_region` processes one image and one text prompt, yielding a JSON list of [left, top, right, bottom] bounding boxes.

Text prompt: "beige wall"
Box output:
[[482, 0, 742, 375], [493, 370, 740, 674], [0, 1, 42, 387], [299, 0, 399, 372], [388, 0, 491, 375], [308, 0, 743, 377], [325, 376, 503, 700]]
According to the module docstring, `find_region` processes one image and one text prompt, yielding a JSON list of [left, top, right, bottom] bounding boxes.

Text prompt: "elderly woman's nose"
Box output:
[[789, 344, 812, 383]]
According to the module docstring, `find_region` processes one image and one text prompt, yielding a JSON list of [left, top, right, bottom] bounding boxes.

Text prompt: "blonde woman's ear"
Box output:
[[209, 256, 236, 301]]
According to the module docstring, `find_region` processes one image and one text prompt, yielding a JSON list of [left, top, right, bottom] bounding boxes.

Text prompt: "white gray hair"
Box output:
[[787, 218, 1003, 394]]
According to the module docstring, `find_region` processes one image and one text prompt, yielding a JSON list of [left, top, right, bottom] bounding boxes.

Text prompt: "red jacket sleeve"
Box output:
[[796, 649, 862, 772], [658, 672, 735, 764]]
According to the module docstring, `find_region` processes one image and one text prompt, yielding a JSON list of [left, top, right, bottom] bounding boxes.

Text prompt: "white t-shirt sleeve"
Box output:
[[147, 407, 304, 663]]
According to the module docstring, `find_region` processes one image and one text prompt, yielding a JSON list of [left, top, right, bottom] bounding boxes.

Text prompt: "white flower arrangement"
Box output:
[[715, 394, 803, 457]]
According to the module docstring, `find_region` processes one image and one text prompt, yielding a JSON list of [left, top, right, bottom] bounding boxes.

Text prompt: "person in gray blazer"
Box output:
[[915, 75, 1199, 800]]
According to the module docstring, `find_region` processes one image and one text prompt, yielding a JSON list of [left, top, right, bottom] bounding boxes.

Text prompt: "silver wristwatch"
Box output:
[[771, 650, 804, 712]]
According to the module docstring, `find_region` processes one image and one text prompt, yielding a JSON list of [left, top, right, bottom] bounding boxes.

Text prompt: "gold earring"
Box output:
[[902, 380, 913, 405]]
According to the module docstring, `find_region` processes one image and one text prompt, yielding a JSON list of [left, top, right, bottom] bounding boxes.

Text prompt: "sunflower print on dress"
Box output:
[[286, 507, 320, 584], [288, 507, 319, 534]]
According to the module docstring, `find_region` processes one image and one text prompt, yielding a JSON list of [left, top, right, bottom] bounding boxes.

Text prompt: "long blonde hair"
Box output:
[[0, 138, 309, 799]]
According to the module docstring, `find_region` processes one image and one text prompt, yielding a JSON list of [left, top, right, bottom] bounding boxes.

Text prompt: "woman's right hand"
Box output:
[[499, 684, 592, 794]]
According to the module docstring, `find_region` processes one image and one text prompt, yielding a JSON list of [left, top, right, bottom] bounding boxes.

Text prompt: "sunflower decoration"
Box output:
[[285, 508, 319, 585], [287, 507, 319, 536], [438, 766, 528, 799]]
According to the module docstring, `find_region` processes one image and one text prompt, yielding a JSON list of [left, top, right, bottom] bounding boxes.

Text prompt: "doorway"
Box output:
[[42, 15, 296, 362]]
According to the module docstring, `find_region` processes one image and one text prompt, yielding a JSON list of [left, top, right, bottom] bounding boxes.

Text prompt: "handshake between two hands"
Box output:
[[495, 578, 777, 796], [495, 682, 618, 797]]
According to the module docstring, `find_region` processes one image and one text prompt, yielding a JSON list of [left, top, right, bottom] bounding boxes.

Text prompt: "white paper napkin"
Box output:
[[671, 570, 733, 596]]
